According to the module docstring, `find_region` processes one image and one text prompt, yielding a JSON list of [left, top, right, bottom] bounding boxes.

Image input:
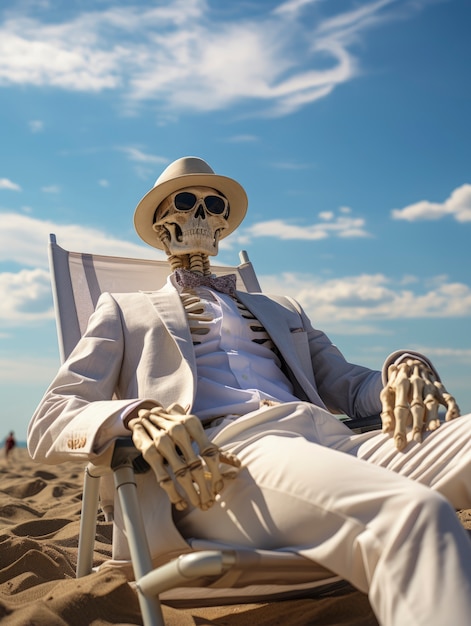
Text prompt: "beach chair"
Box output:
[[48, 233, 378, 626]]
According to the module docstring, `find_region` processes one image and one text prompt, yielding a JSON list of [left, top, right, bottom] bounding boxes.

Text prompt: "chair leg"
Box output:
[[114, 464, 165, 626], [77, 464, 101, 578]]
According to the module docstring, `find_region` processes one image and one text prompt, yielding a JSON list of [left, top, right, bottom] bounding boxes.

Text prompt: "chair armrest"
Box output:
[[111, 437, 151, 474], [341, 414, 381, 433]]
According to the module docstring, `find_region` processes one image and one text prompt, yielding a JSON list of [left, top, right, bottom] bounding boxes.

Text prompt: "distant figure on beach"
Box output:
[[4, 431, 16, 461]]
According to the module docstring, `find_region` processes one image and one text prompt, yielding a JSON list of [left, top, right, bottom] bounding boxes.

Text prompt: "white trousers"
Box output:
[[175, 402, 471, 626]]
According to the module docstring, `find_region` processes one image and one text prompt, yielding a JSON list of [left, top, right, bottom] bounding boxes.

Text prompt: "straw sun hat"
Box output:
[[134, 156, 248, 250]]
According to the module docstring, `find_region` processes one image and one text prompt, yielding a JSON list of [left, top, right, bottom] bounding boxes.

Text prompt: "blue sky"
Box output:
[[1, 0, 470, 441]]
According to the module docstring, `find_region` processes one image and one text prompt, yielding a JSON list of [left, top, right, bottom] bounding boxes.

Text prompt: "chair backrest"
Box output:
[[48, 233, 262, 363]]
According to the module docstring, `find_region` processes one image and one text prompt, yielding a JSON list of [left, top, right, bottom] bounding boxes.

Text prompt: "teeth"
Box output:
[[159, 214, 227, 255]]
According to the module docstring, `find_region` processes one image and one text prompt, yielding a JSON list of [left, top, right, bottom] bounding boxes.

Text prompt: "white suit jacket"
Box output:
[[30, 285, 435, 563], [28, 285, 384, 463]]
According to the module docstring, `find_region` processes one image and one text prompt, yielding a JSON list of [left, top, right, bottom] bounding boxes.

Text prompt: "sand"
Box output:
[[1, 448, 469, 625]]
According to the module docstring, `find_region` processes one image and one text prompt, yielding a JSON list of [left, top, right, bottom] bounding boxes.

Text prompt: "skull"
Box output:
[[152, 186, 230, 257]]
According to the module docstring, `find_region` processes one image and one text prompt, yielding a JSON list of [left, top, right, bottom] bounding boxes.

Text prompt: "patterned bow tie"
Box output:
[[174, 268, 237, 296]]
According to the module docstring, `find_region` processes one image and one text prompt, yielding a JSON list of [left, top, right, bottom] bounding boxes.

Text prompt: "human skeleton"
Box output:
[[128, 181, 461, 509]]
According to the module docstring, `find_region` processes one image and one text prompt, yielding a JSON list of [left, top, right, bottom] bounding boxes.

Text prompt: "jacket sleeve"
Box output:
[[290, 299, 441, 419], [27, 292, 157, 464], [282, 297, 382, 418]]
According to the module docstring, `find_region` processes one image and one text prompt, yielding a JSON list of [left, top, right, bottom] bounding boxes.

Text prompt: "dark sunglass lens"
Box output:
[[204, 196, 226, 214], [174, 192, 197, 211]]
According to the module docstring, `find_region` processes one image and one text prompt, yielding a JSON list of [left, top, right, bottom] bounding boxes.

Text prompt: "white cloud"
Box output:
[[392, 184, 471, 222], [0, 212, 163, 269], [0, 212, 166, 325], [258, 272, 471, 325], [0, 0, 419, 117], [0, 6, 129, 91], [235, 210, 371, 242], [0, 268, 53, 323], [0, 178, 21, 191]]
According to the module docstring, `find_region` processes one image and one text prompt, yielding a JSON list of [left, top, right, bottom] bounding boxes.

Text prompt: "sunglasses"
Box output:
[[172, 191, 229, 215]]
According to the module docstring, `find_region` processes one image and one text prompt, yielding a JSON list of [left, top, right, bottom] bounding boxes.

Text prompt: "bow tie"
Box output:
[[174, 268, 237, 296]]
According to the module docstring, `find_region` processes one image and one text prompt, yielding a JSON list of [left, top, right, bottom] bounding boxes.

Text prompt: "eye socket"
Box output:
[[174, 192, 197, 211], [204, 195, 227, 214], [173, 191, 228, 215]]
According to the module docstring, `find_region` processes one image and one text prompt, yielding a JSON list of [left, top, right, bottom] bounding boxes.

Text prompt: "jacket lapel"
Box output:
[[235, 291, 322, 404], [144, 289, 197, 398], [235, 291, 293, 353]]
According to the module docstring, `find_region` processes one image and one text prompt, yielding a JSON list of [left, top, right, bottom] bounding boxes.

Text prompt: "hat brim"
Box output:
[[134, 172, 248, 250]]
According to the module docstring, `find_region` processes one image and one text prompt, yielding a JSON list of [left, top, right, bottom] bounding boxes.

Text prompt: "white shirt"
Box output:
[[187, 286, 300, 421]]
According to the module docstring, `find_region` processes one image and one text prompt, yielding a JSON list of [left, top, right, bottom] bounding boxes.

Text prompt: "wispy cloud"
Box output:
[[230, 209, 371, 243], [118, 146, 168, 164], [316, 0, 395, 41], [273, 0, 323, 18], [392, 184, 471, 222], [0, 355, 62, 384], [410, 346, 471, 361], [117, 146, 168, 179], [0, 178, 21, 191], [41, 185, 60, 194], [28, 119, 44, 133], [225, 135, 259, 143], [0, 0, 422, 117], [271, 161, 314, 170]]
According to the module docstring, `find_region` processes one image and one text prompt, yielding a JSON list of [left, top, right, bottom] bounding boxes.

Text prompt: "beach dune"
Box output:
[[2, 448, 468, 625]]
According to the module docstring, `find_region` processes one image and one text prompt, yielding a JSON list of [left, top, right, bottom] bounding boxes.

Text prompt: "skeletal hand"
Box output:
[[127, 403, 241, 511], [380, 359, 460, 451]]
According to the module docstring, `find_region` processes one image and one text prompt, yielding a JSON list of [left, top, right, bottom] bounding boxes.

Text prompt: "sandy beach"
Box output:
[[2, 447, 470, 625]]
